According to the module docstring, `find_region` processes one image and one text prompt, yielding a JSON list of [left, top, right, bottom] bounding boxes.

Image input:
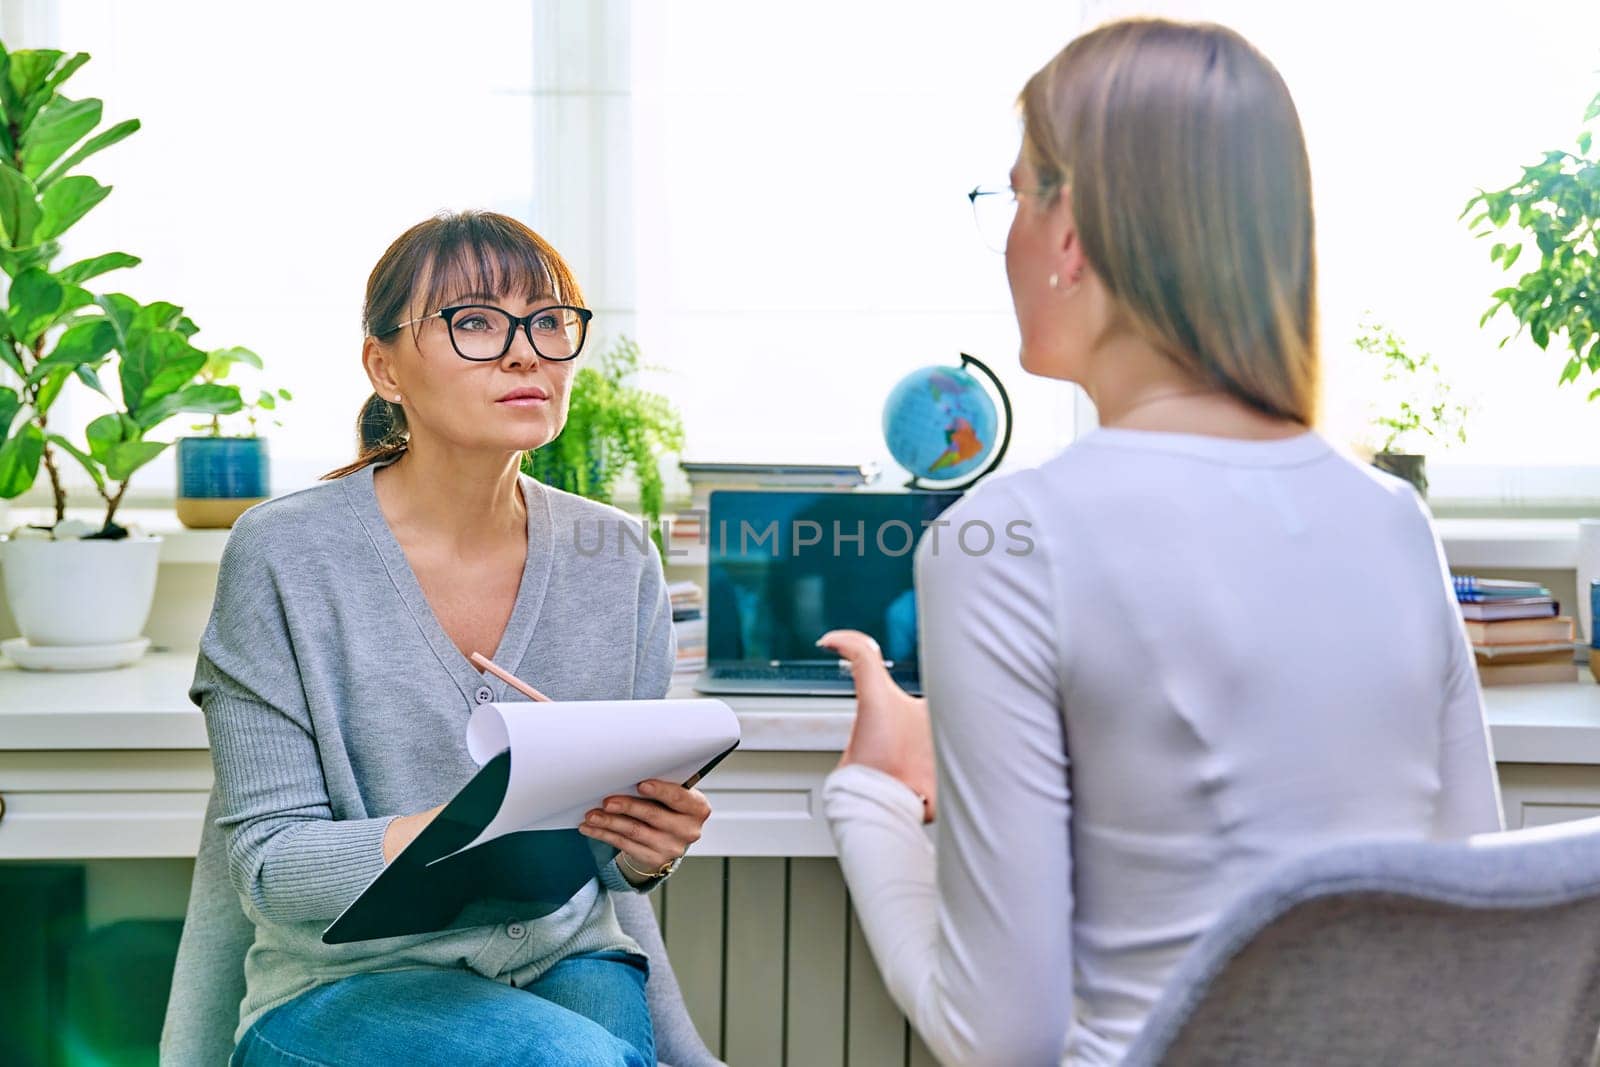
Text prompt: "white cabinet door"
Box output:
[[1497, 763, 1600, 830]]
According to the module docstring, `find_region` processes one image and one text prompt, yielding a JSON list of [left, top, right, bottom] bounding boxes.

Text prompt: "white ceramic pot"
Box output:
[[1, 536, 163, 646]]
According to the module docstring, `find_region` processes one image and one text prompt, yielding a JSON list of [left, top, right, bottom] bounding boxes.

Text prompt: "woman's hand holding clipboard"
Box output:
[[469, 652, 726, 882]]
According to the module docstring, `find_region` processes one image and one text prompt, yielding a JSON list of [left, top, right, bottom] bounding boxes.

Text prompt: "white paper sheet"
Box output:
[[428, 698, 740, 864]]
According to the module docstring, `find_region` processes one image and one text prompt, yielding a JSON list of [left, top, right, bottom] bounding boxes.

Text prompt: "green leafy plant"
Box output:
[[1462, 88, 1600, 397], [186, 346, 292, 436], [522, 336, 684, 556], [0, 44, 247, 534], [1357, 315, 1469, 454]]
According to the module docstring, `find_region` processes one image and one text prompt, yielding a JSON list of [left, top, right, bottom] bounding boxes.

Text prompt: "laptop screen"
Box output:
[[705, 490, 962, 674]]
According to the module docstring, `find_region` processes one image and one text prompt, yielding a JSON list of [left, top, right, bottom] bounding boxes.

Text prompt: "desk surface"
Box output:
[[0, 651, 857, 753], [2, 649, 1597, 762]]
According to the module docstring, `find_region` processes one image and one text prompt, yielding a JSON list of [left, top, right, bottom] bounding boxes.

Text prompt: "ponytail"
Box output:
[[320, 392, 408, 480]]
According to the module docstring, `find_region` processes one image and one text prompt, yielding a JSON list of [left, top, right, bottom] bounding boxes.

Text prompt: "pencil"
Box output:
[[469, 651, 551, 702]]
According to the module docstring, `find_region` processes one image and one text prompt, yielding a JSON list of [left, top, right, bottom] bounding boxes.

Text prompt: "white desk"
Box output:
[[0, 651, 859, 860], [3, 651, 1598, 859], [0, 652, 858, 754]]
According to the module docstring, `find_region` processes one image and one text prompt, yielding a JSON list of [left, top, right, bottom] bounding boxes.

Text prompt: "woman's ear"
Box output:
[[1053, 187, 1088, 289], [363, 335, 400, 399]]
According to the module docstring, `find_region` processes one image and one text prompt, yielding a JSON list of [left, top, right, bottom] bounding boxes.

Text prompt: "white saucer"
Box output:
[[1, 636, 152, 671]]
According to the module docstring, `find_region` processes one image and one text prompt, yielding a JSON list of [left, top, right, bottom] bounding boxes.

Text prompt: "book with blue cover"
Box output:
[[1453, 576, 1552, 602]]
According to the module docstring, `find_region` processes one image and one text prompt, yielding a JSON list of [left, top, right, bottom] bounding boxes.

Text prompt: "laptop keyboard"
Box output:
[[713, 665, 852, 681]]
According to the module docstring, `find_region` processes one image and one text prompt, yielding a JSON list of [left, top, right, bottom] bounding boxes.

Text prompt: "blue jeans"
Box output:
[[231, 951, 654, 1066]]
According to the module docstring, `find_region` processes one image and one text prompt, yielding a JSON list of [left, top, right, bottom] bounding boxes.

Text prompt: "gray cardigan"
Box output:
[[165, 456, 676, 1051]]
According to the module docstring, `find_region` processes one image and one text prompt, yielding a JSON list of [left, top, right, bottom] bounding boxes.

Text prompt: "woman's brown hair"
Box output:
[[1020, 18, 1318, 425], [321, 210, 584, 480]]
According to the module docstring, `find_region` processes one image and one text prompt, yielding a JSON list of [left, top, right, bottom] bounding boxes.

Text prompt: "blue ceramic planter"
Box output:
[[175, 437, 270, 528]]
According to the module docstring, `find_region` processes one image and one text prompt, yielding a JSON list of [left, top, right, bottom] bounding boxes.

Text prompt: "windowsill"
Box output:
[[1433, 518, 1580, 571], [0, 506, 1581, 575], [660, 520, 1587, 574], [0, 506, 232, 565]]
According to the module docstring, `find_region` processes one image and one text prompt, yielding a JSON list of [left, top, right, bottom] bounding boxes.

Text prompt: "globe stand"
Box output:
[[903, 353, 1013, 491]]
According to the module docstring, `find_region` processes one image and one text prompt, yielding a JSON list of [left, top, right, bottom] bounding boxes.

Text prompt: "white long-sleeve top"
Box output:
[[823, 428, 1503, 1066]]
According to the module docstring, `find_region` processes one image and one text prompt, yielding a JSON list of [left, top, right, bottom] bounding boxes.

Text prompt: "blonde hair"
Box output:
[[1020, 18, 1318, 425]]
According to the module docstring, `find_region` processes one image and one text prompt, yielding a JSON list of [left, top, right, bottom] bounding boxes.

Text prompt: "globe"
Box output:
[[882, 354, 1011, 488]]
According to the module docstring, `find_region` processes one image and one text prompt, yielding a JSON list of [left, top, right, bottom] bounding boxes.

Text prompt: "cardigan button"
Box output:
[[475, 686, 494, 704], [506, 922, 527, 939]]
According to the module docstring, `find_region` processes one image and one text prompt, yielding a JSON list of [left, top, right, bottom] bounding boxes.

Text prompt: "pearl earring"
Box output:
[[1048, 273, 1059, 290]]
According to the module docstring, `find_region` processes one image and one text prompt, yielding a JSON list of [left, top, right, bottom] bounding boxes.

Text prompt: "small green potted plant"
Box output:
[[1357, 315, 1469, 499], [522, 335, 685, 556], [1462, 89, 1600, 397], [0, 44, 247, 669], [174, 345, 290, 528]]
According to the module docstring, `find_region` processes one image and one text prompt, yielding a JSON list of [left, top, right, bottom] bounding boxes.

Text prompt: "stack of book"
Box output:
[[668, 461, 881, 552], [1454, 576, 1576, 686], [669, 580, 706, 681]]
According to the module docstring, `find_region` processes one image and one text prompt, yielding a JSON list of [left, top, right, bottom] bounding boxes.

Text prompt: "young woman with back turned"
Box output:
[[818, 19, 1502, 1065]]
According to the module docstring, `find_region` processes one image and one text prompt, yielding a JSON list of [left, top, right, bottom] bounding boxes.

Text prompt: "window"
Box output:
[[638, 0, 1600, 502], [16, 0, 542, 500], [630, 2, 1090, 477], [18, 1, 1600, 507], [1082, 0, 1600, 507]]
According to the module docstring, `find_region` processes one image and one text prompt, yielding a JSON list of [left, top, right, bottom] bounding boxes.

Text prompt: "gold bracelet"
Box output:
[[618, 852, 678, 881]]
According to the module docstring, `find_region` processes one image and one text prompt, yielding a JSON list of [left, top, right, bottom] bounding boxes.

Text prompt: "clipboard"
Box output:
[[322, 699, 739, 945]]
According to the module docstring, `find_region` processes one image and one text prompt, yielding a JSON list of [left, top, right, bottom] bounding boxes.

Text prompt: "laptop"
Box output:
[[692, 489, 962, 697]]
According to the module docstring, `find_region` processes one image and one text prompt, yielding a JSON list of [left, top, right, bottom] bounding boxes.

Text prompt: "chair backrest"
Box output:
[[161, 790, 722, 1066], [161, 791, 248, 1066], [1121, 817, 1600, 1067]]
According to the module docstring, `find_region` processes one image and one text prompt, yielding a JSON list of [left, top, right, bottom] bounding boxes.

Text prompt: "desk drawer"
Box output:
[[1497, 763, 1600, 830], [0, 751, 213, 859], [698, 751, 840, 857], [0, 790, 208, 859], [0, 750, 214, 791]]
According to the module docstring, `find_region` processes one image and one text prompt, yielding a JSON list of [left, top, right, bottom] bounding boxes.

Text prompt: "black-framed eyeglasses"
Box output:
[[378, 303, 594, 362]]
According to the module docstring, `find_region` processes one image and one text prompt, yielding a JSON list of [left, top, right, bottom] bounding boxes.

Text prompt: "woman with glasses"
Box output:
[[189, 211, 703, 1065], [818, 19, 1502, 1066]]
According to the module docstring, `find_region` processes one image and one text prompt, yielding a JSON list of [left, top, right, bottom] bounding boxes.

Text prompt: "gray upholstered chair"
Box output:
[[160, 790, 722, 1066], [1123, 816, 1600, 1067]]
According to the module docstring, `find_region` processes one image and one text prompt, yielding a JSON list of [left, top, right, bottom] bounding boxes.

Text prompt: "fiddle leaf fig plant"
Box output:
[[1462, 88, 1600, 397], [0, 42, 248, 536]]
